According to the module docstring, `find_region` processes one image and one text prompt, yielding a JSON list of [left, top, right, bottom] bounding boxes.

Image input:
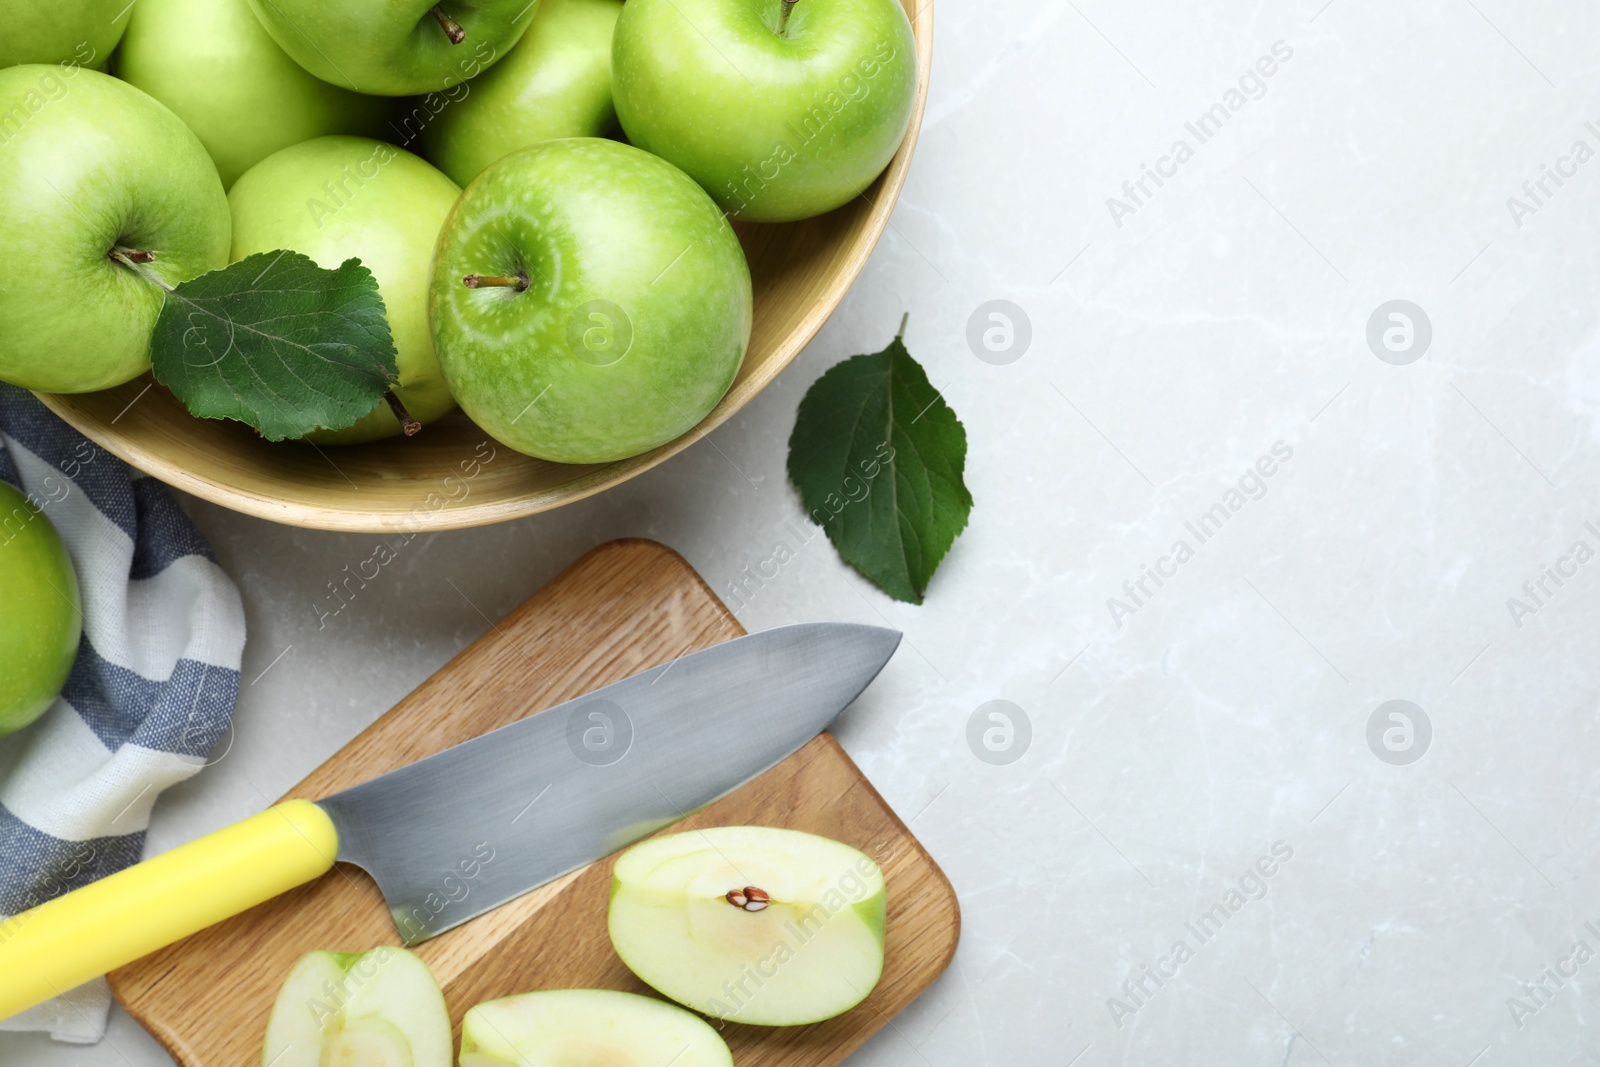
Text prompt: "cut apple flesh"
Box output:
[[319, 1018, 413, 1067], [261, 948, 451, 1067], [459, 988, 733, 1067], [608, 826, 887, 1026]]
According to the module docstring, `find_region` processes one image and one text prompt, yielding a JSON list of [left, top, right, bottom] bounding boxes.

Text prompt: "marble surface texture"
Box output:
[[10, 0, 1600, 1063]]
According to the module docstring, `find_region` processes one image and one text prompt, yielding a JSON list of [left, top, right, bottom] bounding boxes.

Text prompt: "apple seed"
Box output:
[[725, 886, 770, 911]]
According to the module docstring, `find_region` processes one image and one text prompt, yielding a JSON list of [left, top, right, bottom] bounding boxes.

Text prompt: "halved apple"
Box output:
[[459, 989, 732, 1067], [261, 947, 451, 1067], [607, 826, 887, 1026]]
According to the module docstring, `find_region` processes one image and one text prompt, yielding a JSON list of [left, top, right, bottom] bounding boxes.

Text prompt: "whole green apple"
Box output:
[[0, 66, 231, 393], [116, 0, 390, 189], [245, 0, 537, 96], [429, 138, 751, 464], [0, 482, 82, 737], [229, 136, 462, 444], [612, 0, 917, 222], [418, 0, 623, 187], [0, 0, 127, 70]]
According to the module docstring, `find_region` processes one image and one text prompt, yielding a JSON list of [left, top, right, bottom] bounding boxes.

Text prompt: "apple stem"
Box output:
[[384, 391, 423, 436], [432, 5, 466, 44], [110, 249, 174, 293], [777, 0, 798, 36], [896, 311, 909, 340], [463, 272, 530, 292]]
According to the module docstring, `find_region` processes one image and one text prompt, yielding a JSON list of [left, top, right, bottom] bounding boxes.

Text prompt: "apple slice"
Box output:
[[261, 947, 451, 1067], [459, 989, 732, 1067], [607, 826, 887, 1026]]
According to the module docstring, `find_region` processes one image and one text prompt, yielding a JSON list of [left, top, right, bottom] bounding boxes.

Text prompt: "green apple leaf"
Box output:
[[146, 251, 398, 442], [786, 317, 971, 604]]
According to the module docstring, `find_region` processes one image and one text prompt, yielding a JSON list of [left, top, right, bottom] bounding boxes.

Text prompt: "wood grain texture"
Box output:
[[110, 540, 960, 1065], [36, 0, 935, 533]]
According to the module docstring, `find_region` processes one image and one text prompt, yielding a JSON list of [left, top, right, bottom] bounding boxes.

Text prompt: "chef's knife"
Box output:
[[0, 622, 900, 1022]]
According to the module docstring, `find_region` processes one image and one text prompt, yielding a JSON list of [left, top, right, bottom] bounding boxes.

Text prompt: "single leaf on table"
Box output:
[[787, 318, 972, 604], [147, 251, 398, 442]]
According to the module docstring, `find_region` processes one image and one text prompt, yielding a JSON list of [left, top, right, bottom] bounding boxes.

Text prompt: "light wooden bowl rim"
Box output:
[[38, 1, 933, 532]]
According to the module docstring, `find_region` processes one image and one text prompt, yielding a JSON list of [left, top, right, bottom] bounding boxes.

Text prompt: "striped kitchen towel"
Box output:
[[0, 384, 246, 1044]]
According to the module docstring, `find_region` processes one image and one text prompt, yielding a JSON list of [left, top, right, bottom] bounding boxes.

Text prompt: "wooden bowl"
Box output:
[[37, 1, 933, 533]]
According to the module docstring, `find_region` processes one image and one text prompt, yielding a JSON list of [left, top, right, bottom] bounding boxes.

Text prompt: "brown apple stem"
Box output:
[[384, 391, 423, 436], [777, 0, 798, 35], [463, 272, 529, 292], [109, 249, 174, 293], [432, 5, 466, 44]]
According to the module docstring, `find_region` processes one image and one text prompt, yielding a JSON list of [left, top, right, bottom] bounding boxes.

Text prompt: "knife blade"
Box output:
[[0, 622, 900, 1022], [323, 621, 903, 943]]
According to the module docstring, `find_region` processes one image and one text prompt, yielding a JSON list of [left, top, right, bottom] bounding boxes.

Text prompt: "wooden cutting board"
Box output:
[[111, 539, 960, 1065]]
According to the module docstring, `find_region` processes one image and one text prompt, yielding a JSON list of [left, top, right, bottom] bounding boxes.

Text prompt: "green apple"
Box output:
[[0, 483, 81, 737], [261, 947, 451, 1067], [418, 0, 623, 187], [460, 989, 732, 1067], [0, 0, 127, 70], [612, 0, 917, 222], [229, 136, 461, 444], [0, 65, 230, 393], [428, 137, 751, 464], [115, 0, 390, 189], [607, 826, 887, 1026], [244, 0, 537, 96]]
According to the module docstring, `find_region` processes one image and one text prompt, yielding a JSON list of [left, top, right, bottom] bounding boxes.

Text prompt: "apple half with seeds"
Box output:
[[261, 947, 451, 1067], [607, 826, 887, 1026], [459, 989, 732, 1067]]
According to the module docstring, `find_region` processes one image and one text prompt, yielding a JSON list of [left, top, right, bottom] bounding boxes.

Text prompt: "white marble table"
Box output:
[[10, 0, 1600, 1062]]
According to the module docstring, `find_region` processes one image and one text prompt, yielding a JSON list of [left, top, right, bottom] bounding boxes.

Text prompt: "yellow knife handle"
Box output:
[[0, 799, 338, 1022]]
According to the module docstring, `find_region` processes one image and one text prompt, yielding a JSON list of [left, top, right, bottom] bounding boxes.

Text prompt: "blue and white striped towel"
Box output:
[[0, 384, 246, 1044]]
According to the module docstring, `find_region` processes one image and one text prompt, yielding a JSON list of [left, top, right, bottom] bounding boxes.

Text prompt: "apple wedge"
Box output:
[[608, 826, 887, 1026], [459, 989, 732, 1067], [261, 947, 451, 1067]]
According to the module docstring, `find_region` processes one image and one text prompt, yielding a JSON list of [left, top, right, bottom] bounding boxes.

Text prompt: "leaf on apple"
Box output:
[[146, 250, 399, 442], [786, 317, 971, 605]]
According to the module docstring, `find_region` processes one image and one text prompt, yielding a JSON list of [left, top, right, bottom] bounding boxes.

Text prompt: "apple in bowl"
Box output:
[[228, 136, 463, 443], [116, 0, 390, 189], [245, 0, 537, 96], [612, 0, 917, 222], [0, 66, 231, 394], [0, 0, 129, 68], [429, 138, 752, 464], [419, 0, 625, 187]]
